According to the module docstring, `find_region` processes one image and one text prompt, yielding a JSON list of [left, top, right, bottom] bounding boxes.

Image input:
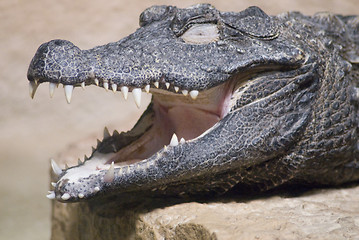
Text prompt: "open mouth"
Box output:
[[31, 74, 240, 198], [106, 82, 234, 166], [32, 72, 244, 201]]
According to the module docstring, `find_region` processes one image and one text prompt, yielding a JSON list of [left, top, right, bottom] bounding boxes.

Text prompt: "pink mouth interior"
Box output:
[[109, 81, 235, 165]]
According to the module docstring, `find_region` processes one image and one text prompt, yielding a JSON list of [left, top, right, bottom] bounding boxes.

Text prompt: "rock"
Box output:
[[50, 143, 359, 240]]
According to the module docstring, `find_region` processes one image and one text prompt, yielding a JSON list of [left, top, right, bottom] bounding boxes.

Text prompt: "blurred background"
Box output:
[[0, 0, 357, 239]]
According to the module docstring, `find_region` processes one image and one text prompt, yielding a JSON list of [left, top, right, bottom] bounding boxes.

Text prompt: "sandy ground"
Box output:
[[0, 0, 357, 239]]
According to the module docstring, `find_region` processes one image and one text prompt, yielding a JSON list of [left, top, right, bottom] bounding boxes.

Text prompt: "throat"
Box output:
[[155, 100, 221, 141]]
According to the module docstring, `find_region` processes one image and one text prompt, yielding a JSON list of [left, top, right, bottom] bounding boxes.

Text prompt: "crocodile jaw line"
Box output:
[[38, 76, 236, 200]]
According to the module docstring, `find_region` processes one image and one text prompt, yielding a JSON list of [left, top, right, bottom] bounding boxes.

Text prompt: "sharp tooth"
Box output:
[[61, 193, 70, 200], [174, 86, 179, 92], [132, 88, 142, 108], [81, 82, 85, 90], [104, 162, 115, 183], [355, 87, 359, 99], [78, 158, 82, 165], [64, 163, 69, 169], [94, 78, 99, 86], [103, 81, 109, 91], [46, 191, 55, 200], [121, 86, 128, 100], [78, 193, 84, 198], [189, 90, 199, 100], [154, 81, 159, 88], [182, 90, 188, 96], [103, 127, 110, 138], [34, 79, 38, 85], [169, 133, 179, 146], [111, 83, 117, 93], [165, 82, 170, 89], [51, 182, 56, 187], [29, 81, 38, 99], [145, 84, 150, 93], [49, 82, 56, 98], [180, 138, 185, 144], [50, 159, 62, 176], [64, 85, 74, 104]]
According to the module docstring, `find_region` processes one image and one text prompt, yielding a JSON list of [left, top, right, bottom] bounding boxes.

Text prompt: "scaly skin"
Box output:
[[27, 4, 358, 204]]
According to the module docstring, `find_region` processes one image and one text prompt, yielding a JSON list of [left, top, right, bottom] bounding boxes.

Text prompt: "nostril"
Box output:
[[50, 39, 74, 47]]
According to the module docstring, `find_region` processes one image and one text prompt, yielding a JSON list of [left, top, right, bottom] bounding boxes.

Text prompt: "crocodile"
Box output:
[[27, 4, 359, 204]]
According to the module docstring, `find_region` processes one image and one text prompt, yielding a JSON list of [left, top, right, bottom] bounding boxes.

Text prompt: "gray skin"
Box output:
[[27, 4, 359, 204]]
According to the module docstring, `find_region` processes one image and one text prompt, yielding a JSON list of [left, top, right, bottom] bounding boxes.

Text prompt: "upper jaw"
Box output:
[[27, 4, 306, 97], [26, 37, 225, 104]]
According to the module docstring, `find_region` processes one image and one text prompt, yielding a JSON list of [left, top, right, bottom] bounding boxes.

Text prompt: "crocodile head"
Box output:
[[28, 4, 309, 203]]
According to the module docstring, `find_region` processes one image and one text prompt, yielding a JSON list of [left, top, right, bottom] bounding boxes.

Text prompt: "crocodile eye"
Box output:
[[180, 24, 219, 44]]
